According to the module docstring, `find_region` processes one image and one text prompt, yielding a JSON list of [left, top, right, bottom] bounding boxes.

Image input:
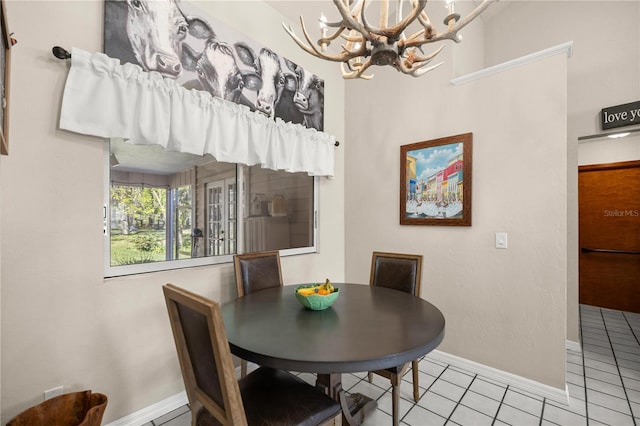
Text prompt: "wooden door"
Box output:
[[579, 160, 640, 313]]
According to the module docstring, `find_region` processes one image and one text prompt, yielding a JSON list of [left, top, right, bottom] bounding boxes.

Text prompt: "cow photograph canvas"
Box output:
[[103, 0, 324, 131]]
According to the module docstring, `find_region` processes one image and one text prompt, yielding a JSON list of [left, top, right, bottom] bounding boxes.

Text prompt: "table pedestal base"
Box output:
[[317, 373, 377, 426]]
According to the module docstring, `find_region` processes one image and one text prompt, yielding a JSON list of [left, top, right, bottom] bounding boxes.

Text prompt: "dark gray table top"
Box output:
[[220, 283, 446, 374]]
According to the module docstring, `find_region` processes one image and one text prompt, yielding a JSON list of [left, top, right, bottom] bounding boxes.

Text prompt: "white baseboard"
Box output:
[[428, 350, 570, 406], [104, 391, 188, 426], [104, 365, 248, 426], [566, 340, 582, 353], [106, 353, 574, 425]]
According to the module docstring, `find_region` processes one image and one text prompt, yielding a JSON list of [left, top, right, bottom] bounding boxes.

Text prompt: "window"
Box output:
[[104, 139, 317, 277]]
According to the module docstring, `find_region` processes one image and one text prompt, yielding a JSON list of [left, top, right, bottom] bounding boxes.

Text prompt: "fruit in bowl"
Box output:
[[295, 279, 339, 310]]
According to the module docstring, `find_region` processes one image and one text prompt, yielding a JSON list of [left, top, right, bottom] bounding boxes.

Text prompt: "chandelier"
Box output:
[[283, 0, 496, 79]]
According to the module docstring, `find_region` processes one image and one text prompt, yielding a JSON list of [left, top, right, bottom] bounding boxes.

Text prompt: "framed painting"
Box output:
[[400, 133, 472, 226], [0, 0, 12, 155]]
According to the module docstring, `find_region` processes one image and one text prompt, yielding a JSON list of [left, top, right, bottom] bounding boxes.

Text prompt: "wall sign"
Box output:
[[601, 100, 640, 130]]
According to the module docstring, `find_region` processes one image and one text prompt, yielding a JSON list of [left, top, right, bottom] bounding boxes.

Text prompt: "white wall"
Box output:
[[483, 0, 640, 348], [344, 47, 569, 389], [0, 1, 345, 423]]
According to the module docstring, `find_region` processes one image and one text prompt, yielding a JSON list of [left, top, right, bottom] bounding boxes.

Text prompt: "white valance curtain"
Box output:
[[59, 48, 335, 177]]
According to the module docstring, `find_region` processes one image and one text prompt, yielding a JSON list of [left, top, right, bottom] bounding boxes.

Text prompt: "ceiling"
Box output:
[[110, 138, 213, 175]]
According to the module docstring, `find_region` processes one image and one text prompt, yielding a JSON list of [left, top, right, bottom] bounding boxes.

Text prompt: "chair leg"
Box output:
[[411, 360, 420, 402], [391, 379, 400, 426], [241, 359, 247, 378], [367, 372, 373, 383]]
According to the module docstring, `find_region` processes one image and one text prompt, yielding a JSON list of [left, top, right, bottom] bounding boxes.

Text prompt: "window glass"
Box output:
[[105, 139, 316, 277], [110, 184, 169, 265], [242, 165, 315, 252]]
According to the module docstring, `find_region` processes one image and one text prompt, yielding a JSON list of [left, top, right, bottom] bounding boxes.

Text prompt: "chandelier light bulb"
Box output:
[[319, 13, 328, 52], [445, 0, 455, 14]]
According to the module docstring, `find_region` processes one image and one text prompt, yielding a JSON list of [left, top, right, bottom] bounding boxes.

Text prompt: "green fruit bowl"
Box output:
[[295, 285, 340, 310]]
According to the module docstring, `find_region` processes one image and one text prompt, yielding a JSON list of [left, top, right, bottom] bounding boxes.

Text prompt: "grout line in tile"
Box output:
[[491, 384, 510, 425], [539, 398, 546, 426], [598, 307, 637, 423], [444, 374, 477, 424], [580, 305, 591, 425]]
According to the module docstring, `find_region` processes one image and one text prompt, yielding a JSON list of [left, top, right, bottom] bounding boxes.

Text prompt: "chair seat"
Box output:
[[198, 367, 341, 426], [371, 362, 410, 380], [383, 365, 405, 374]]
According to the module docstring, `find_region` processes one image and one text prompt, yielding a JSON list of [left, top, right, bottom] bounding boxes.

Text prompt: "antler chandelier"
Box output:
[[283, 0, 496, 79]]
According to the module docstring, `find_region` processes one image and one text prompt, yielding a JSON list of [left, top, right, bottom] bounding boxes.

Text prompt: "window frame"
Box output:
[[103, 144, 318, 278]]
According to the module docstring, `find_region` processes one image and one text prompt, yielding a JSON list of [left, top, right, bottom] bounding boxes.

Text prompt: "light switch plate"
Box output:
[[495, 232, 508, 249]]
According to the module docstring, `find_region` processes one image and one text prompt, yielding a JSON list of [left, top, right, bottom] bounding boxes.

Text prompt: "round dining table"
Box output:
[[220, 283, 446, 426]]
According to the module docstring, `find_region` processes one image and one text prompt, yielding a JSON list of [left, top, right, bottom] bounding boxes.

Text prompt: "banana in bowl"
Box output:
[[295, 279, 339, 310]]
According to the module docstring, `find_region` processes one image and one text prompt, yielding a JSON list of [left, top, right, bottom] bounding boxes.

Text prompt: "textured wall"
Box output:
[[483, 0, 640, 348], [0, 1, 345, 423], [344, 49, 569, 389]]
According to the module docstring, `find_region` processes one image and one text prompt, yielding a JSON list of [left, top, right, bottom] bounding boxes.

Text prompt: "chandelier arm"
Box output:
[[322, 26, 349, 45], [396, 50, 443, 77], [283, 20, 357, 62], [332, 0, 371, 39], [341, 33, 366, 43], [408, 0, 435, 39], [343, 57, 373, 79], [401, 44, 445, 64], [407, 61, 444, 77], [341, 59, 375, 80], [396, 0, 403, 26], [417, 11, 434, 34], [325, 0, 364, 28], [380, 0, 389, 28], [429, 0, 496, 43], [413, 44, 445, 62], [361, 0, 427, 39], [282, 22, 325, 58], [343, 28, 369, 58], [404, 28, 427, 44], [397, 0, 409, 43]]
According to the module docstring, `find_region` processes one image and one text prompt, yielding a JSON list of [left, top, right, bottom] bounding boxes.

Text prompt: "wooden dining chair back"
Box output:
[[369, 251, 422, 296], [368, 251, 424, 426], [233, 250, 283, 377], [163, 283, 246, 425], [163, 284, 342, 426], [233, 250, 283, 298]]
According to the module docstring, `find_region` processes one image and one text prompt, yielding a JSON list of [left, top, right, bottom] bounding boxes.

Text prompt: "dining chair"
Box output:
[[233, 250, 283, 377], [368, 251, 423, 426], [163, 284, 342, 426], [233, 250, 283, 297]]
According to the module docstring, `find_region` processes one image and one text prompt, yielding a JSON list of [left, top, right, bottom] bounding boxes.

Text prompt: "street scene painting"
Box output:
[[400, 133, 472, 226], [103, 0, 324, 131]]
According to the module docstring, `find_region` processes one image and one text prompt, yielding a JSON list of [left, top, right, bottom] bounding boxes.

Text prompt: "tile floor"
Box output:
[[148, 305, 639, 426]]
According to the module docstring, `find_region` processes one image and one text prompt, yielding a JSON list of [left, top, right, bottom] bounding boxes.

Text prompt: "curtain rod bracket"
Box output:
[[52, 46, 71, 60]]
